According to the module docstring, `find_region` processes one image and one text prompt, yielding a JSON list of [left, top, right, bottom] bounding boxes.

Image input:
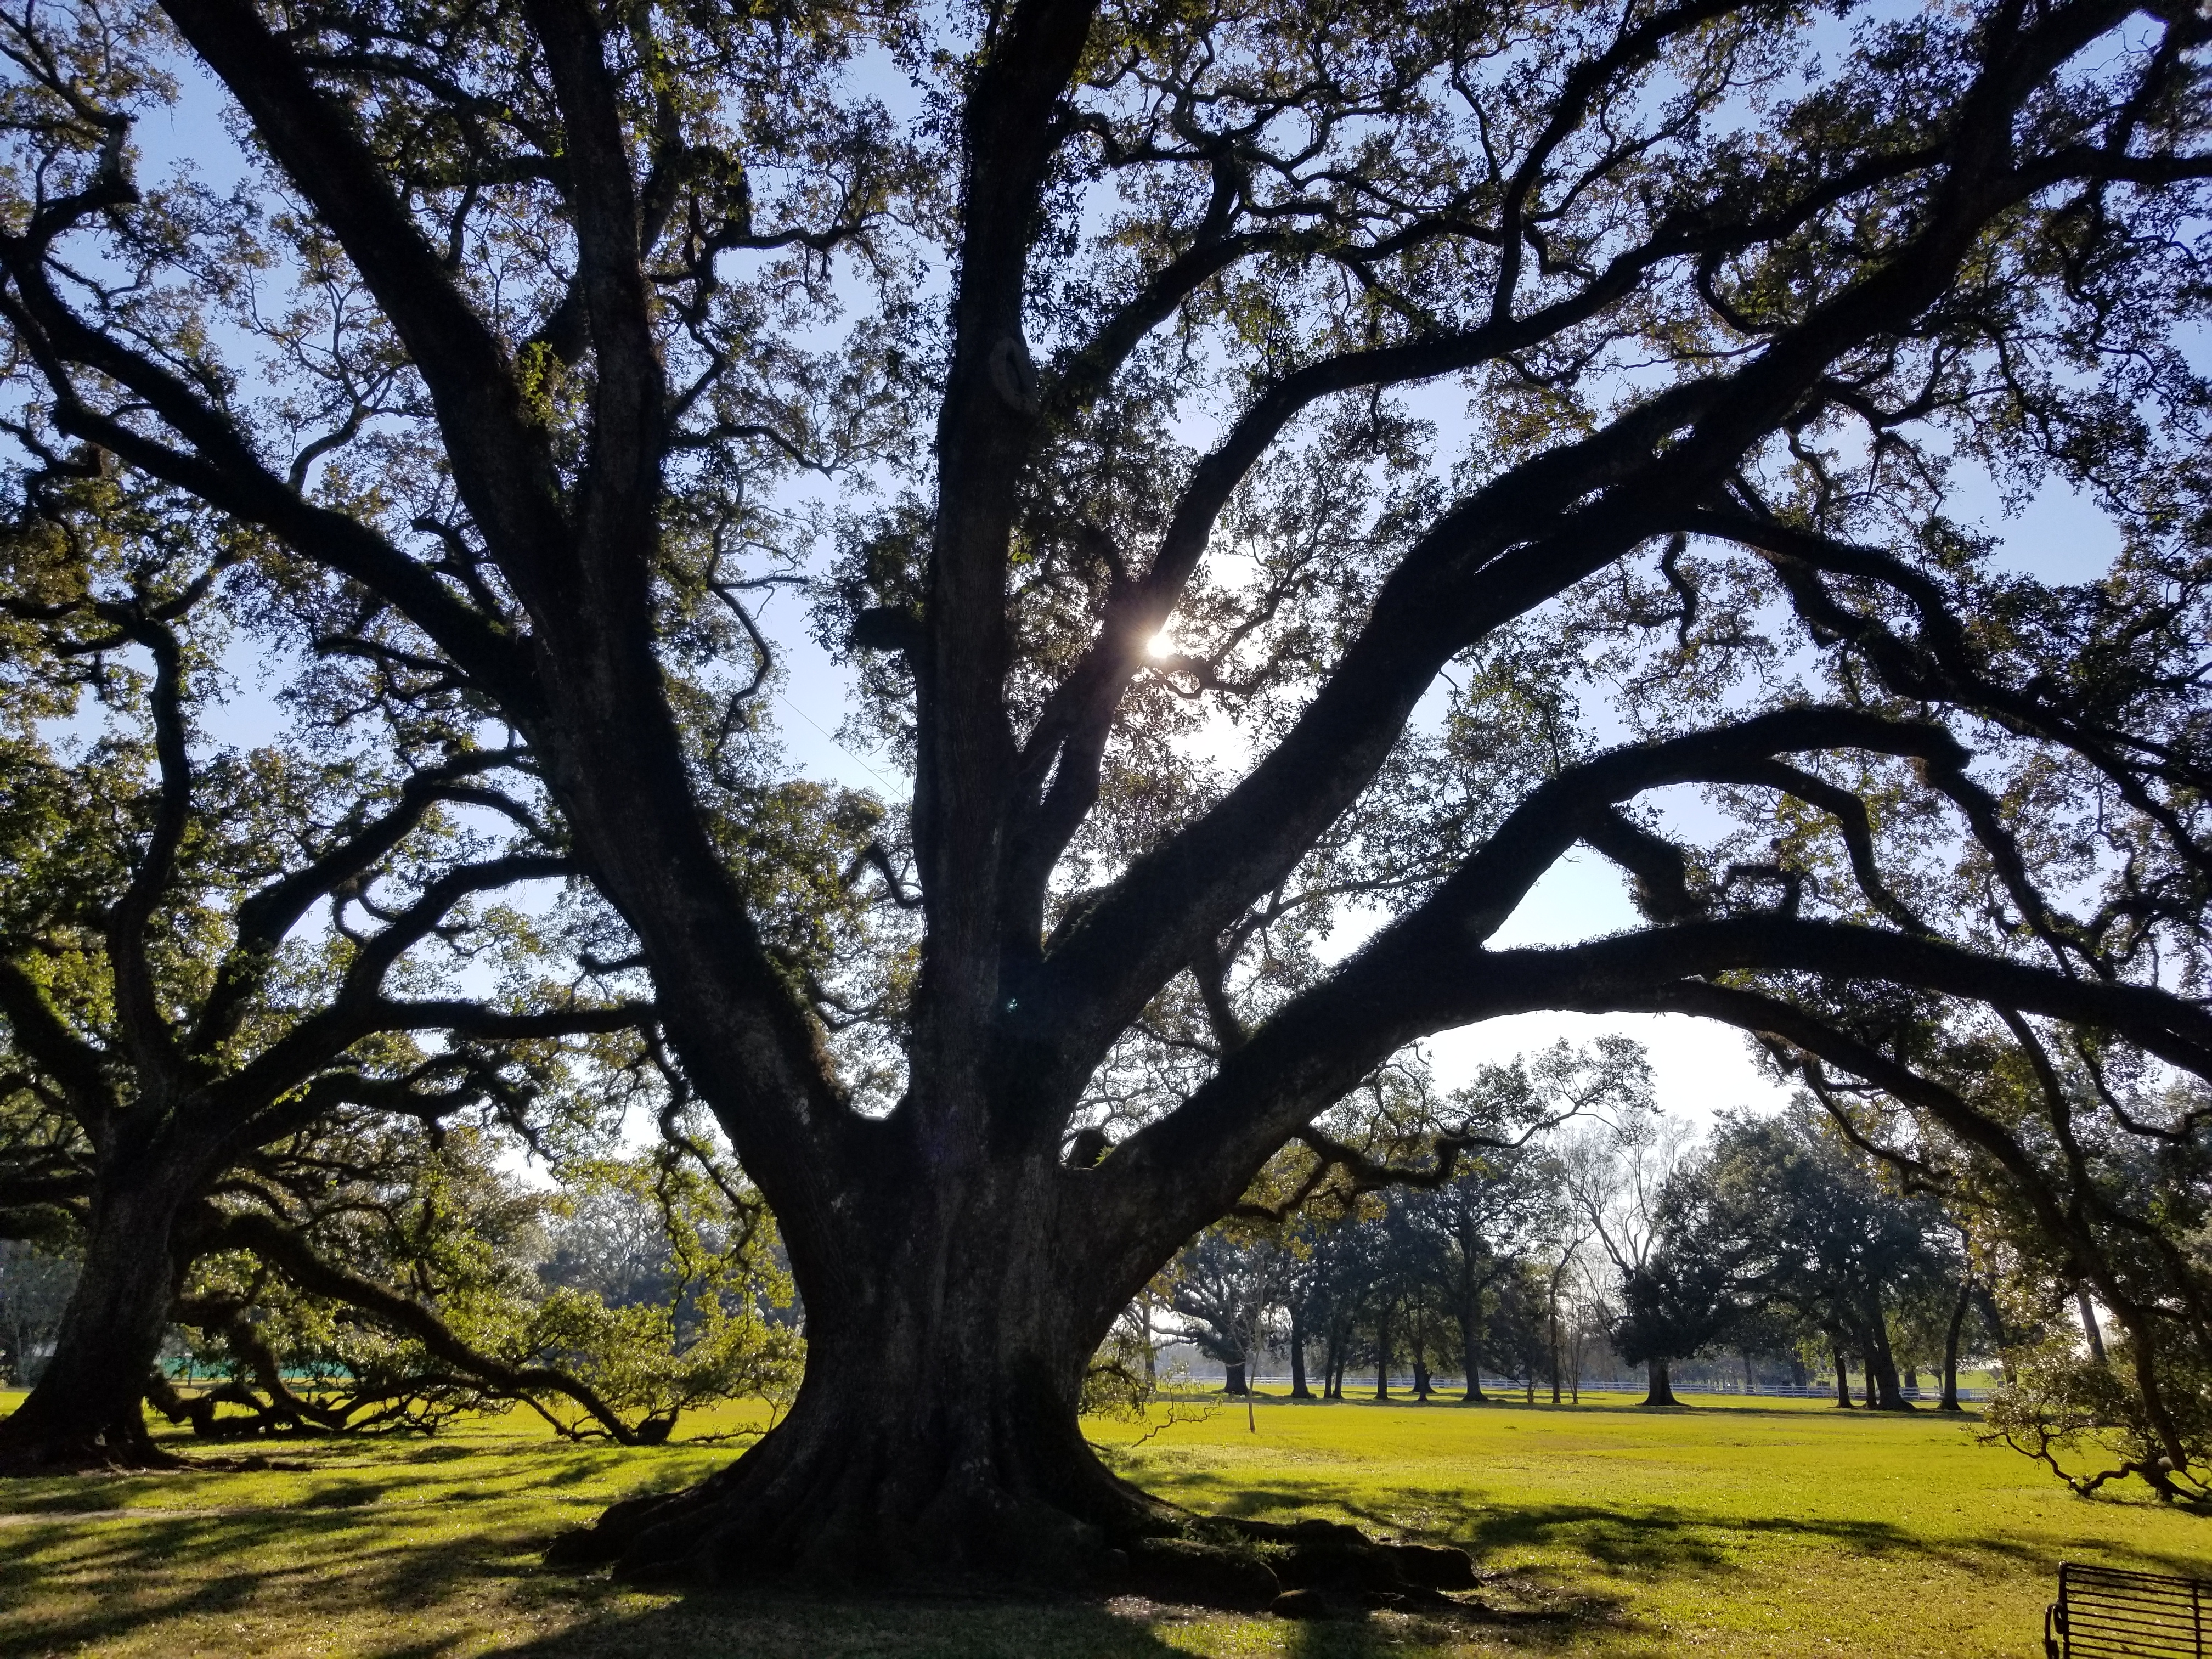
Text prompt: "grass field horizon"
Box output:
[[2, 1385, 2205, 1657]]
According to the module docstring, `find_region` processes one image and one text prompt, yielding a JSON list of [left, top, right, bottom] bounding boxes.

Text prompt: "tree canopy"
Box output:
[[1, 0, 2210, 1584]]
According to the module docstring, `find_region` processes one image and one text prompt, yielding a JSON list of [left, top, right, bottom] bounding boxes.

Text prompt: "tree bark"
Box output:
[[1975, 1286, 2016, 1384], [1222, 1358, 1248, 1396], [1286, 1305, 1311, 1400], [1549, 1292, 1563, 1405], [1939, 1280, 1970, 1411], [1859, 1305, 1911, 1409], [2076, 1288, 2109, 1365], [1459, 1291, 1486, 1402], [554, 1188, 1173, 1582], [0, 1166, 195, 1470], [547, 1202, 1481, 1602], [1833, 1348, 1855, 1408], [1373, 1305, 1391, 1400], [1640, 1358, 1679, 1407]]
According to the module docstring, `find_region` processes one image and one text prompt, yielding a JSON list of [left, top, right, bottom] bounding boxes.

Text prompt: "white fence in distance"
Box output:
[[1172, 1368, 1990, 1403]]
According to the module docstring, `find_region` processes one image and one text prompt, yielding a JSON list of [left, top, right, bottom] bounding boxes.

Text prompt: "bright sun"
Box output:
[[1144, 631, 1173, 658]]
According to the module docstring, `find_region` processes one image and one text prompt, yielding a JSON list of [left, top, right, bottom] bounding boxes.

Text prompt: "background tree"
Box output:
[[0, 475, 655, 1466], [1, 0, 2210, 1583], [0, 1240, 73, 1385], [1564, 1116, 1700, 1405], [1905, 1037, 2212, 1495], [1396, 1042, 1637, 1402], [1166, 1222, 1283, 1397], [1640, 1105, 1960, 1409], [1297, 1205, 1387, 1402], [1400, 1147, 1565, 1402]]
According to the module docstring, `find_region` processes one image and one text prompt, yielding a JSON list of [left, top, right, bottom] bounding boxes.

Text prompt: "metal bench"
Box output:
[[2046, 1562, 2208, 1657]]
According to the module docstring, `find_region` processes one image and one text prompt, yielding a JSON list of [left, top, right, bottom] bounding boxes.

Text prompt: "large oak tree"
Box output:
[[0, 470, 661, 1464], [0, 0, 2210, 1582]]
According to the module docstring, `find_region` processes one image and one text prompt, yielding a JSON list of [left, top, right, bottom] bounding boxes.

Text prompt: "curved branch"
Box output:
[[101, 613, 190, 1089], [153, 0, 573, 581], [210, 1206, 641, 1442], [0, 962, 117, 1133], [1088, 904, 2212, 1319], [191, 751, 534, 1057], [0, 274, 536, 706]]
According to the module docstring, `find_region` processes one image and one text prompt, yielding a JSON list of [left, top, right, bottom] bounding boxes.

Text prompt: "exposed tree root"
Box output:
[[546, 1449, 1480, 1612], [0, 1386, 184, 1477], [0, 1383, 318, 1477], [0, 1442, 189, 1477]]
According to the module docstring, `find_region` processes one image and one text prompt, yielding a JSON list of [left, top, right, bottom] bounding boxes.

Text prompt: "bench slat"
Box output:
[[2050, 1562, 2205, 1659]]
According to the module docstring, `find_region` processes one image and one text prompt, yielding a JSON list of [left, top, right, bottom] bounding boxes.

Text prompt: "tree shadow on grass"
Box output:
[[477, 1585, 1600, 1659], [475, 1588, 1238, 1659], [1151, 1475, 2207, 1588], [0, 1498, 568, 1657]]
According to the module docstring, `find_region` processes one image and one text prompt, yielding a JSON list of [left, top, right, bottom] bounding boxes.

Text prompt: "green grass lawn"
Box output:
[[0, 1385, 2204, 1658]]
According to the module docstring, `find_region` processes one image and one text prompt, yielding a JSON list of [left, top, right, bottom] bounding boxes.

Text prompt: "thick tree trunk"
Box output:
[[574, 1342, 1154, 1583], [552, 1155, 1477, 1598], [557, 1198, 1171, 1583], [1287, 1305, 1311, 1400], [0, 1170, 193, 1471], [1833, 1348, 1855, 1408], [1373, 1307, 1391, 1400], [1939, 1281, 1969, 1411], [1640, 1358, 1678, 1407], [1861, 1308, 1911, 1410], [1222, 1358, 1248, 1396], [552, 1242, 1477, 1601], [2076, 1289, 2109, 1364]]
